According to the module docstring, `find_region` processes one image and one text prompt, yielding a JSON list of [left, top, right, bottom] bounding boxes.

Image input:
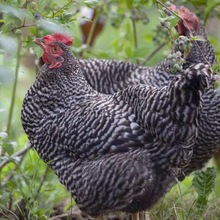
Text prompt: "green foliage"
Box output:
[[0, 0, 220, 219], [193, 167, 217, 217], [204, 0, 220, 23], [150, 169, 220, 220]]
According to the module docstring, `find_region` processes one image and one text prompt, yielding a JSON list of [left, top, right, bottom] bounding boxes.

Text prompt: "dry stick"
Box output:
[[156, 0, 210, 65]]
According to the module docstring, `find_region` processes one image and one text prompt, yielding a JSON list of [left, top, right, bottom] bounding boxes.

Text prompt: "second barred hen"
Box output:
[[79, 5, 215, 93], [21, 33, 211, 217], [79, 4, 219, 179]]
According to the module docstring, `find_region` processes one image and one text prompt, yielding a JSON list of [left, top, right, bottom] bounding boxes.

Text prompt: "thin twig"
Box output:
[[35, 166, 50, 199], [2, 148, 29, 184], [86, 14, 99, 47], [132, 19, 138, 49], [156, 1, 183, 20], [156, 1, 176, 40], [0, 145, 30, 170], [2, 24, 36, 34], [131, 18, 139, 64], [52, 0, 74, 18], [6, 35, 22, 137], [80, 11, 100, 57], [142, 41, 168, 66]]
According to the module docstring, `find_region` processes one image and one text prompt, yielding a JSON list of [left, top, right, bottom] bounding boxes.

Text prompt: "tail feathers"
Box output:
[[171, 63, 213, 96], [184, 63, 213, 92]]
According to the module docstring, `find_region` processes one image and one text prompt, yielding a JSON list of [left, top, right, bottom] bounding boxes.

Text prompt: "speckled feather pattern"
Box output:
[[79, 19, 218, 180], [21, 41, 211, 216]]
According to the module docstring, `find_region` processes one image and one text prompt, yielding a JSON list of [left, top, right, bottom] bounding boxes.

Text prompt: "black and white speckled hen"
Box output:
[[78, 5, 219, 180], [79, 5, 215, 93], [21, 33, 211, 218]]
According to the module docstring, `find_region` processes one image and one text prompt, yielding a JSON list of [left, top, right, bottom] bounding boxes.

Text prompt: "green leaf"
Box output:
[[37, 19, 69, 33], [204, 0, 220, 22], [196, 195, 208, 213], [3, 141, 17, 155], [84, 0, 99, 7], [125, 45, 133, 57], [192, 167, 217, 215], [190, 0, 207, 5], [28, 27, 37, 39], [169, 16, 179, 28], [0, 4, 29, 21], [134, 46, 149, 57], [0, 35, 17, 56], [212, 62, 220, 73], [190, 35, 206, 42], [193, 167, 216, 197], [126, 0, 134, 9]]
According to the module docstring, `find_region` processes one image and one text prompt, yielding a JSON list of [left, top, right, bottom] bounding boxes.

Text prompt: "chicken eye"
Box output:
[[52, 46, 59, 53]]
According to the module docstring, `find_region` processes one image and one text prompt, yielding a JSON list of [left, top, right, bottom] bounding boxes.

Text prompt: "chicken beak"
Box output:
[[33, 37, 42, 44], [33, 37, 45, 49]]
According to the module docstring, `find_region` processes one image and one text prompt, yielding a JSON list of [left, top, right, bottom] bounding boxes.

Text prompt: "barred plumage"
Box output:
[[21, 34, 211, 217], [78, 6, 218, 180]]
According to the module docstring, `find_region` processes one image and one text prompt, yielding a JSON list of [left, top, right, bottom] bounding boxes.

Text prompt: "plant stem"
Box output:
[[35, 166, 49, 198], [52, 0, 74, 18], [6, 35, 22, 138], [132, 19, 138, 49], [0, 145, 30, 170], [2, 145, 30, 184], [131, 18, 139, 64], [142, 41, 167, 66], [86, 14, 99, 47], [79, 11, 100, 58]]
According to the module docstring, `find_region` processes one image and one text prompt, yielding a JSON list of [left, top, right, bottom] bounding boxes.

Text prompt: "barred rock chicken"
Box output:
[[79, 5, 215, 94], [78, 5, 219, 180], [21, 33, 211, 218], [170, 5, 215, 68]]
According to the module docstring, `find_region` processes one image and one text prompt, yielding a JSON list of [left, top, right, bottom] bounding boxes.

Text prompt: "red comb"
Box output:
[[52, 33, 73, 46], [42, 33, 73, 46], [168, 4, 199, 34], [168, 4, 190, 14], [169, 4, 177, 12]]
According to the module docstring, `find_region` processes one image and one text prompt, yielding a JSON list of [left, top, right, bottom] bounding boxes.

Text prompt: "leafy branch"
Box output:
[[0, 145, 30, 171], [192, 167, 217, 217], [6, 35, 22, 138], [156, 0, 211, 66], [51, 0, 74, 18]]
